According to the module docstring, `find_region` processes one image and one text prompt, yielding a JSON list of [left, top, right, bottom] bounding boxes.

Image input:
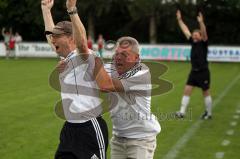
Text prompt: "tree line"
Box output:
[[0, 0, 240, 45]]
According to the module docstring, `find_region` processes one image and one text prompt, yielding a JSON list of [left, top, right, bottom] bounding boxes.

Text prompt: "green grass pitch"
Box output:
[[0, 58, 239, 159]]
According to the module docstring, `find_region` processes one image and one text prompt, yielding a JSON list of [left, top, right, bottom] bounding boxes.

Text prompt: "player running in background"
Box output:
[[175, 10, 212, 120], [87, 35, 93, 50], [97, 34, 104, 58], [2, 27, 12, 59]]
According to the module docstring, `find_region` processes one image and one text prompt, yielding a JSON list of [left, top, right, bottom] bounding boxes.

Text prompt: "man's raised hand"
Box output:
[[176, 10, 182, 20], [66, 0, 77, 10], [197, 12, 204, 23], [41, 0, 54, 11]]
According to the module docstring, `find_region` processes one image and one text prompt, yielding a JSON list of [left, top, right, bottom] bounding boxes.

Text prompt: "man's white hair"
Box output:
[[117, 36, 140, 54]]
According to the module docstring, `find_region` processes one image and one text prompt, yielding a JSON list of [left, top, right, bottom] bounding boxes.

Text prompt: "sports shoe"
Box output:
[[175, 111, 185, 118], [201, 111, 212, 120]]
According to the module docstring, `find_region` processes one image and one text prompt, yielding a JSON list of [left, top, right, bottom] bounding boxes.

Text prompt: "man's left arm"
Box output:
[[66, 0, 89, 60], [41, 0, 55, 50], [1, 27, 5, 36], [197, 12, 208, 41]]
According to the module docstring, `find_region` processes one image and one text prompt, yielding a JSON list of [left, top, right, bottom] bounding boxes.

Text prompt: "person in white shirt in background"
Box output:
[[14, 32, 22, 43]]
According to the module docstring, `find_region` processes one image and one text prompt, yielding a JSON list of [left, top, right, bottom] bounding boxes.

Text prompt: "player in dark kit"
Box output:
[[175, 10, 212, 120]]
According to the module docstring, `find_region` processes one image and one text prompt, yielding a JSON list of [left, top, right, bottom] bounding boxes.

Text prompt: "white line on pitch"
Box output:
[[221, 139, 230, 146], [162, 74, 240, 159], [236, 109, 240, 114], [233, 115, 239, 119], [215, 152, 225, 159], [230, 121, 237, 127], [226, 129, 234, 136]]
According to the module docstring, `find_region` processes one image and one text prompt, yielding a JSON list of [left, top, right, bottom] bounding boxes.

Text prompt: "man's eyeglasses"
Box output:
[[49, 33, 71, 39]]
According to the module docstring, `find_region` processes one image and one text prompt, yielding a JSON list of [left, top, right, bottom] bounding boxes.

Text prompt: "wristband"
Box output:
[[44, 31, 52, 35], [67, 7, 78, 15]]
